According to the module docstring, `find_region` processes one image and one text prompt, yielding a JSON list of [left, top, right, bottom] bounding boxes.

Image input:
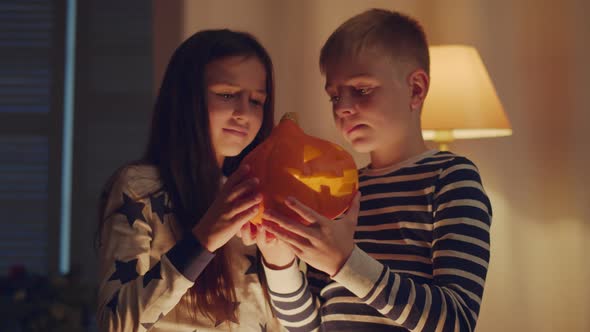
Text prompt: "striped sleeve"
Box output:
[[263, 260, 321, 332], [333, 159, 491, 331], [97, 170, 215, 332]]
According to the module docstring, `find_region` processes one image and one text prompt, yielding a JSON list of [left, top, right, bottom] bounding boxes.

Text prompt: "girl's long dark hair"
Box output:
[[97, 29, 274, 324]]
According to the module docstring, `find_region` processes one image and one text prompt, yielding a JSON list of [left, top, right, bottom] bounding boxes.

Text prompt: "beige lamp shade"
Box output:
[[422, 45, 512, 143]]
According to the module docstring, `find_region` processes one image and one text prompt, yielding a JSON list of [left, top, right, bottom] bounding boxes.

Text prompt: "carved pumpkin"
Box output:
[[242, 112, 358, 225]]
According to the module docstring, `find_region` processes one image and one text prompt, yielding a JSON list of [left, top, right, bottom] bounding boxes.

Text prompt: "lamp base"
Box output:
[[437, 142, 450, 151], [431, 130, 454, 151]]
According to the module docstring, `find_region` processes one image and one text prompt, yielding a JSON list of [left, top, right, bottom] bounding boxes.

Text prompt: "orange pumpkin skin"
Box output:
[[241, 113, 358, 225]]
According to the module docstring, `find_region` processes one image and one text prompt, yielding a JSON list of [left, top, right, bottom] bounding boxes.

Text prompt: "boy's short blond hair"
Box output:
[[320, 8, 429, 76]]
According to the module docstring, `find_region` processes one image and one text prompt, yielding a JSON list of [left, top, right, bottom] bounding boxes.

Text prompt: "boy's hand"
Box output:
[[260, 192, 361, 276]]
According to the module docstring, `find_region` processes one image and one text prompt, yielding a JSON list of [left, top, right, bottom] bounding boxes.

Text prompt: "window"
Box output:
[[0, 0, 67, 274]]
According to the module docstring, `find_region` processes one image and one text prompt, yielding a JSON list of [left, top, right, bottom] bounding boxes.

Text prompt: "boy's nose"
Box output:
[[334, 98, 356, 118]]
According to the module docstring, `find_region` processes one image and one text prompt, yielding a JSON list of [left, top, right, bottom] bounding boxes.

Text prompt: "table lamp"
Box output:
[[422, 45, 512, 150]]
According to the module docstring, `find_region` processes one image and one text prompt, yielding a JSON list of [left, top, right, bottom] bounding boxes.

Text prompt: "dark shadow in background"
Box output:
[[1, 0, 186, 331]]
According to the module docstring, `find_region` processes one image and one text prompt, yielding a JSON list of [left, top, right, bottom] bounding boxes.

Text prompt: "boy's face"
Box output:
[[324, 53, 415, 154]]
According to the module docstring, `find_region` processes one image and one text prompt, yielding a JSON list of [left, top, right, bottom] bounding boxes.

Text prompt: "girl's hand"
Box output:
[[256, 222, 296, 269], [192, 165, 261, 252], [236, 222, 257, 246], [237, 222, 296, 269], [260, 193, 360, 276]]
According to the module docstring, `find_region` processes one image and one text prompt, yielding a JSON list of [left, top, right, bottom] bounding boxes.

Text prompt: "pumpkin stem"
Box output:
[[280, 112, 299, 124]]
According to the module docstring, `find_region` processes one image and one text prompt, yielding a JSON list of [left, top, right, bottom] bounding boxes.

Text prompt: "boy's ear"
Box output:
[[408, 69, 429, 111]]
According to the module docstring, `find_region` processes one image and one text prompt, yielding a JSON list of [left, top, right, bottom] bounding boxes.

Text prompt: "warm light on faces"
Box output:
[[205, 56, 267, 166], [324, 53, 418, 154]]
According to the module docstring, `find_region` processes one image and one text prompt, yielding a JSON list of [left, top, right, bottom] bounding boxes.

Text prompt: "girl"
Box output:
[[96, 29, 282, 331]]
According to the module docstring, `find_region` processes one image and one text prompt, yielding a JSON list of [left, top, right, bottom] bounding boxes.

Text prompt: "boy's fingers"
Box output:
[[262, 220, 309, 245], [284, 197, 323, 225], [261, 223, 305, 253], [262, 210, 313, 239], [344, 192, 361, 224]]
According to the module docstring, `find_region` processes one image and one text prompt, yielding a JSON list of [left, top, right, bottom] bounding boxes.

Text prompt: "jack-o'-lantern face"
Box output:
[[241, 113, 358, 225]]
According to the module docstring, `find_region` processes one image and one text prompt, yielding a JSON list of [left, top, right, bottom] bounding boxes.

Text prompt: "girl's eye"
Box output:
[[217, 93, 235, 99], [250, 99, 264, 107]]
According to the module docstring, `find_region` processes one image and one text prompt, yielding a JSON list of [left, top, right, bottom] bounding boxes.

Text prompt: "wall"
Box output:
[[153, 1, 590, 331]]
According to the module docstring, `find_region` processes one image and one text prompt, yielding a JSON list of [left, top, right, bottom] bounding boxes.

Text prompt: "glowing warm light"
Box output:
[[422, 45, 512, 149], [241, 113, 358, 225], [287, 168, 357, 197], [303, 145, 322, 162]]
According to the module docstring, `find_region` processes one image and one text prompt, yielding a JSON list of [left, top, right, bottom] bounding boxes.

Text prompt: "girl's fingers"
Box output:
[[256, 224, 269, 244], [223, 164, 250, 190], [229, 205, 260, 231], [265, 229, 277, 242], [239, 222, 256, 246], [226, 177, 259, 203], [227, 193, 262, 219]]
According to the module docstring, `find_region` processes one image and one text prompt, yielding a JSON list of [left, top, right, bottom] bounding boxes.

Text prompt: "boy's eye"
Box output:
[[356, 87, 373, 96]]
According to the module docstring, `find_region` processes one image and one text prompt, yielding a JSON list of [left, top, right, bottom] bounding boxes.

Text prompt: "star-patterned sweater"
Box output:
[[97, 165, 283, 332]]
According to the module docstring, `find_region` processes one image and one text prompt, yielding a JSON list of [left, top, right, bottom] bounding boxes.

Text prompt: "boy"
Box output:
[[259, 8, 492, 332]]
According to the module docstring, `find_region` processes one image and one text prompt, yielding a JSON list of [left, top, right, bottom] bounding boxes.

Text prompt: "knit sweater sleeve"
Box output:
[[332, 158, 492, 331], [97, 167, 215, 332], [262, 260, 321, 332]]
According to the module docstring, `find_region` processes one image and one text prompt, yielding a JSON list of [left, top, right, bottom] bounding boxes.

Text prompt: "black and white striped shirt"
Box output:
[[263, 150, 492, 332]]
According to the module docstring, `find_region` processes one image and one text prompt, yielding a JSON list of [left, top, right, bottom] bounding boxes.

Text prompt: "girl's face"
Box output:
[[205, 56, 267, 167]]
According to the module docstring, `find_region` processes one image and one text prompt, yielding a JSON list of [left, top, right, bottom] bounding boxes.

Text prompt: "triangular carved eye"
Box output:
[[303, 145, 322, 162], [331, 142, 344, 151]]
